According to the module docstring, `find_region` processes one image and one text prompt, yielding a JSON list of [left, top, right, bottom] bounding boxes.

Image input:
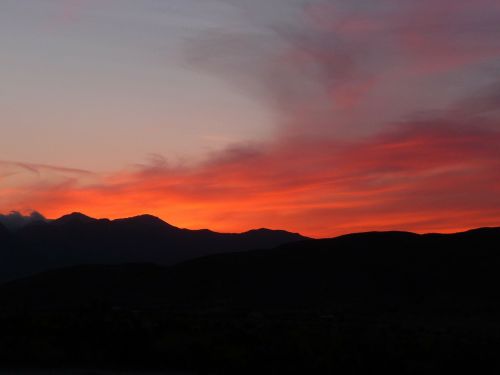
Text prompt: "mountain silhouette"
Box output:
[[1, 226, 500, 373], [0, 212, 307, 282], [53, 212, 100, 225], [0, 222, 9, 237], [3, 227, 500, 312]]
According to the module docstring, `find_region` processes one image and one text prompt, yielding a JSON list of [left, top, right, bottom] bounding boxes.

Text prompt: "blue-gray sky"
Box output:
[[0, 0, 275, 170]]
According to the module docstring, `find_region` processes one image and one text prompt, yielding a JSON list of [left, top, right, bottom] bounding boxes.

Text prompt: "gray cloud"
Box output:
[[0, 211, 49, 231], [185, 0, 500, 138]]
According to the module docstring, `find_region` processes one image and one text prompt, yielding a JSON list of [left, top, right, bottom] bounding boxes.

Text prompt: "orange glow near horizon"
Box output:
[[2, 123, 500, 238]]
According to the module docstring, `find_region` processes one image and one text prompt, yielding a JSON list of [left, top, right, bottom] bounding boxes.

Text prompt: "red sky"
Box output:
[[1, 0, 500, 237]]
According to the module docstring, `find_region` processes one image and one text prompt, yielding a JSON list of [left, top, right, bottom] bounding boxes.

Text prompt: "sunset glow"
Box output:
[[1, 0, 500, 237]]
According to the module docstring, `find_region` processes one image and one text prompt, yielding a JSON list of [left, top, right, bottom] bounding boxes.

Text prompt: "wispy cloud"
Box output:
[[187, 0, 500, 136], [0, 160, 93, 176]]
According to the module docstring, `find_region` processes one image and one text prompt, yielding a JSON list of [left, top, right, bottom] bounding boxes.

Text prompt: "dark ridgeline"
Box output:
[[1, 220, 500, 372], [3, 227, 500, 311], [0, 212, 306, 282]]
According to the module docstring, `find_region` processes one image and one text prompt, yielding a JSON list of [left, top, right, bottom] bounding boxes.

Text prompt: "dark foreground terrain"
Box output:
[[2, 227, 500, 373]]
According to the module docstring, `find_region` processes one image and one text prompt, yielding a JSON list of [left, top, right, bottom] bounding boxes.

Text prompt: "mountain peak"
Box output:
[[242, 228, 307, 240], [54, 212, 98, 225], [244, 228, 287, 234], [111, 214, 178, 229]]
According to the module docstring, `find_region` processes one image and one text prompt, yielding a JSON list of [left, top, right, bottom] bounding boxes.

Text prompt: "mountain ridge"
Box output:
[[1, 225, 500, 372], [2, 225, 500, 312], [0, 212, 308, 283]]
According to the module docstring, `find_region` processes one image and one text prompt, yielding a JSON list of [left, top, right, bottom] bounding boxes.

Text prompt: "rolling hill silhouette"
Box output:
[[2, 227, 500, 312], [1, 226, 500, 372], [0, 222, 9, 239], [0, 212, 306, 282]]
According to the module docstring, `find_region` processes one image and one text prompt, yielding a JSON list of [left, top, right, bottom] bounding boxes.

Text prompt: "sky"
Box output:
[[1, 0, 500, 237]]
